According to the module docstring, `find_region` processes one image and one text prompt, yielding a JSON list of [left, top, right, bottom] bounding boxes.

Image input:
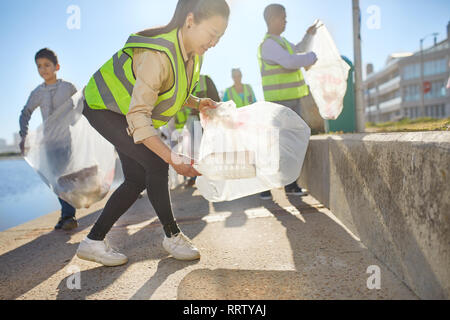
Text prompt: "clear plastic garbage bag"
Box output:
[[24, 90, 117, 209], [193, 101, 311, 202], [303, 20, 350, 120]]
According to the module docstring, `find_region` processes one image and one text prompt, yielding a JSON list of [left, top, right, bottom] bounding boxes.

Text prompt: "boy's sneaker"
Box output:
[[76, 237, 128, 267], [55, 218, 64, 230], [284, 185, 308, 196], [55, 217, 78, 230], [186, 178, 196, 187], [260, 191, 272, 200], [163, 232, 200, 261]]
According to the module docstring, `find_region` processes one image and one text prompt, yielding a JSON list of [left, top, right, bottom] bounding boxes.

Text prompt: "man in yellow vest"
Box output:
[[258, 4, 318, 200], [223, 68, 256, 108]]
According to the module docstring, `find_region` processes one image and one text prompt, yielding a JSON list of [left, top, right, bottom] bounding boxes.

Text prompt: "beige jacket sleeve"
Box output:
[[126, 49, 172, 144]]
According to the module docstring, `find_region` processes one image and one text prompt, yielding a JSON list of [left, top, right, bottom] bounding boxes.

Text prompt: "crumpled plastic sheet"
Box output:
[[303, 20, 350, 120]]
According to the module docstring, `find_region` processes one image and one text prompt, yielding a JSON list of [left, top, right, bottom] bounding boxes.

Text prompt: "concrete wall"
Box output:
[[299, 132, 450, 299], [299, 94, 325, 134]]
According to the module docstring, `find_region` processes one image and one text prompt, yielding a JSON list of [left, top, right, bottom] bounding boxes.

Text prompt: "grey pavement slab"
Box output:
[[0, 186, 417, 300]]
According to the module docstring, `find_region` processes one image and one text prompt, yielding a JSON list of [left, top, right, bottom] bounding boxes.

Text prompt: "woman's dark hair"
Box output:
[[138, 0, 230, 37], [35, 48, 58, 66]]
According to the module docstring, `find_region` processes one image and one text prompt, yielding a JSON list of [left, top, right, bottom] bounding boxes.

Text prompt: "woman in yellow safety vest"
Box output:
[[76, 0, 229, 266], [223, 68, 256, 108]]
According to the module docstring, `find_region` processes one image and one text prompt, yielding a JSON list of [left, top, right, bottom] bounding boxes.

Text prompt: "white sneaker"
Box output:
[[162, 232, 200, 261], [76, 237, 128, 267]]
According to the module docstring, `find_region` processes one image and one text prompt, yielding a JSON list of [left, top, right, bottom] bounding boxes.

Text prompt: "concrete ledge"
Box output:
[[299, 132, 450, 299]]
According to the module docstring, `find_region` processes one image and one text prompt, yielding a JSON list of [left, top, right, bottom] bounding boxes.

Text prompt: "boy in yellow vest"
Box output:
[[223, 68, 256, 108], [258, 4, 318, 200]]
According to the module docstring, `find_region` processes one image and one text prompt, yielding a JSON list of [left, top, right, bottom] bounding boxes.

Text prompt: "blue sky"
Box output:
[[0, 0, 449, 144]]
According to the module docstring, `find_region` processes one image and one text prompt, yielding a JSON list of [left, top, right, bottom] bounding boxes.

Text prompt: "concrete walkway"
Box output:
[[0, 185, 418, 300]]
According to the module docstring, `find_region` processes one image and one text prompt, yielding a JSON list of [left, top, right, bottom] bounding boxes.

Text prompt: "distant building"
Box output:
[[0, 144, 20, 154], [364, 21, 450, 123], [13, 132, 21, 146], [0, 133, 21, 154]]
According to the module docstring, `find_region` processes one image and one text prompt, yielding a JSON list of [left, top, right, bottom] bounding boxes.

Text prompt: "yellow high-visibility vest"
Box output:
[[258, 34, 309, 102], [175, 107, 192, 129], [225, 84, 254, 108], [84, 28, 201, 129], [192, 75, 208, 98]]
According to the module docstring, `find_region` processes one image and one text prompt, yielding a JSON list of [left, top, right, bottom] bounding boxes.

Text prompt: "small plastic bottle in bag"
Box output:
[[195, 150, 256, 180]]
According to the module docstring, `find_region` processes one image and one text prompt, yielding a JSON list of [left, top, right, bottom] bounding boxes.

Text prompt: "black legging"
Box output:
[[82, 99, 180, 240]]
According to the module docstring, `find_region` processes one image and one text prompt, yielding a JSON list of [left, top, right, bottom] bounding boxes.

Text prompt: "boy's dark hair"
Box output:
[[35, 48, 58, 66], [264, 4, 285, 25]]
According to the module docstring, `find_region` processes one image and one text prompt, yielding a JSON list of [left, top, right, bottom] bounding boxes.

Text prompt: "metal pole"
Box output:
[[352, 0, 366, 132], [420, 39, 425, 118], [376, 81, 380, 123], [418, 33, 439, 119]]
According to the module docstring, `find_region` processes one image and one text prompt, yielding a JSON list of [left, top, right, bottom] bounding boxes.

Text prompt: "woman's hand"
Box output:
[[142, 136, 201, 177], [198, 98, 217, 119], [169, 153, 202, 178]]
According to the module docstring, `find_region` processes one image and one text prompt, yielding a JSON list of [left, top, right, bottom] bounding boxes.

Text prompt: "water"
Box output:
[[0, 158, 123, 232]]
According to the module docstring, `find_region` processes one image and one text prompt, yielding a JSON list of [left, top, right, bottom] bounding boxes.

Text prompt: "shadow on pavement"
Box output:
[[55, 185, 207, 300], [0, 208, 102, 299], [177, 191, 417, 299]]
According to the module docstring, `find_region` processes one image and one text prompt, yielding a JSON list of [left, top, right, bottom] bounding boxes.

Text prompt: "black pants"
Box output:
[[82, 100, 179, 240]]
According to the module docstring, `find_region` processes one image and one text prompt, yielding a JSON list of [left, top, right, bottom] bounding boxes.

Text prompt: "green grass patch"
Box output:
[[366, 117, 450, 132], [0, 152, 21, 158]]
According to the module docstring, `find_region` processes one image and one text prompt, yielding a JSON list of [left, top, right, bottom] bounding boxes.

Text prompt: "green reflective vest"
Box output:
[[225, 84, 254, 108], [192, 75, 208, 98], [175, 106, 192, 129], [258, 34, 309, 102], [84, 28, 201, 129], [175, 74, 207, 129]]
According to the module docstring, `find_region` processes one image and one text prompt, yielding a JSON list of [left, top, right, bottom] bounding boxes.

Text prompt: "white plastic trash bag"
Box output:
[[193, 101, 311, 202], [24, 90, 117, 209], [303, 20, 350, 120]]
